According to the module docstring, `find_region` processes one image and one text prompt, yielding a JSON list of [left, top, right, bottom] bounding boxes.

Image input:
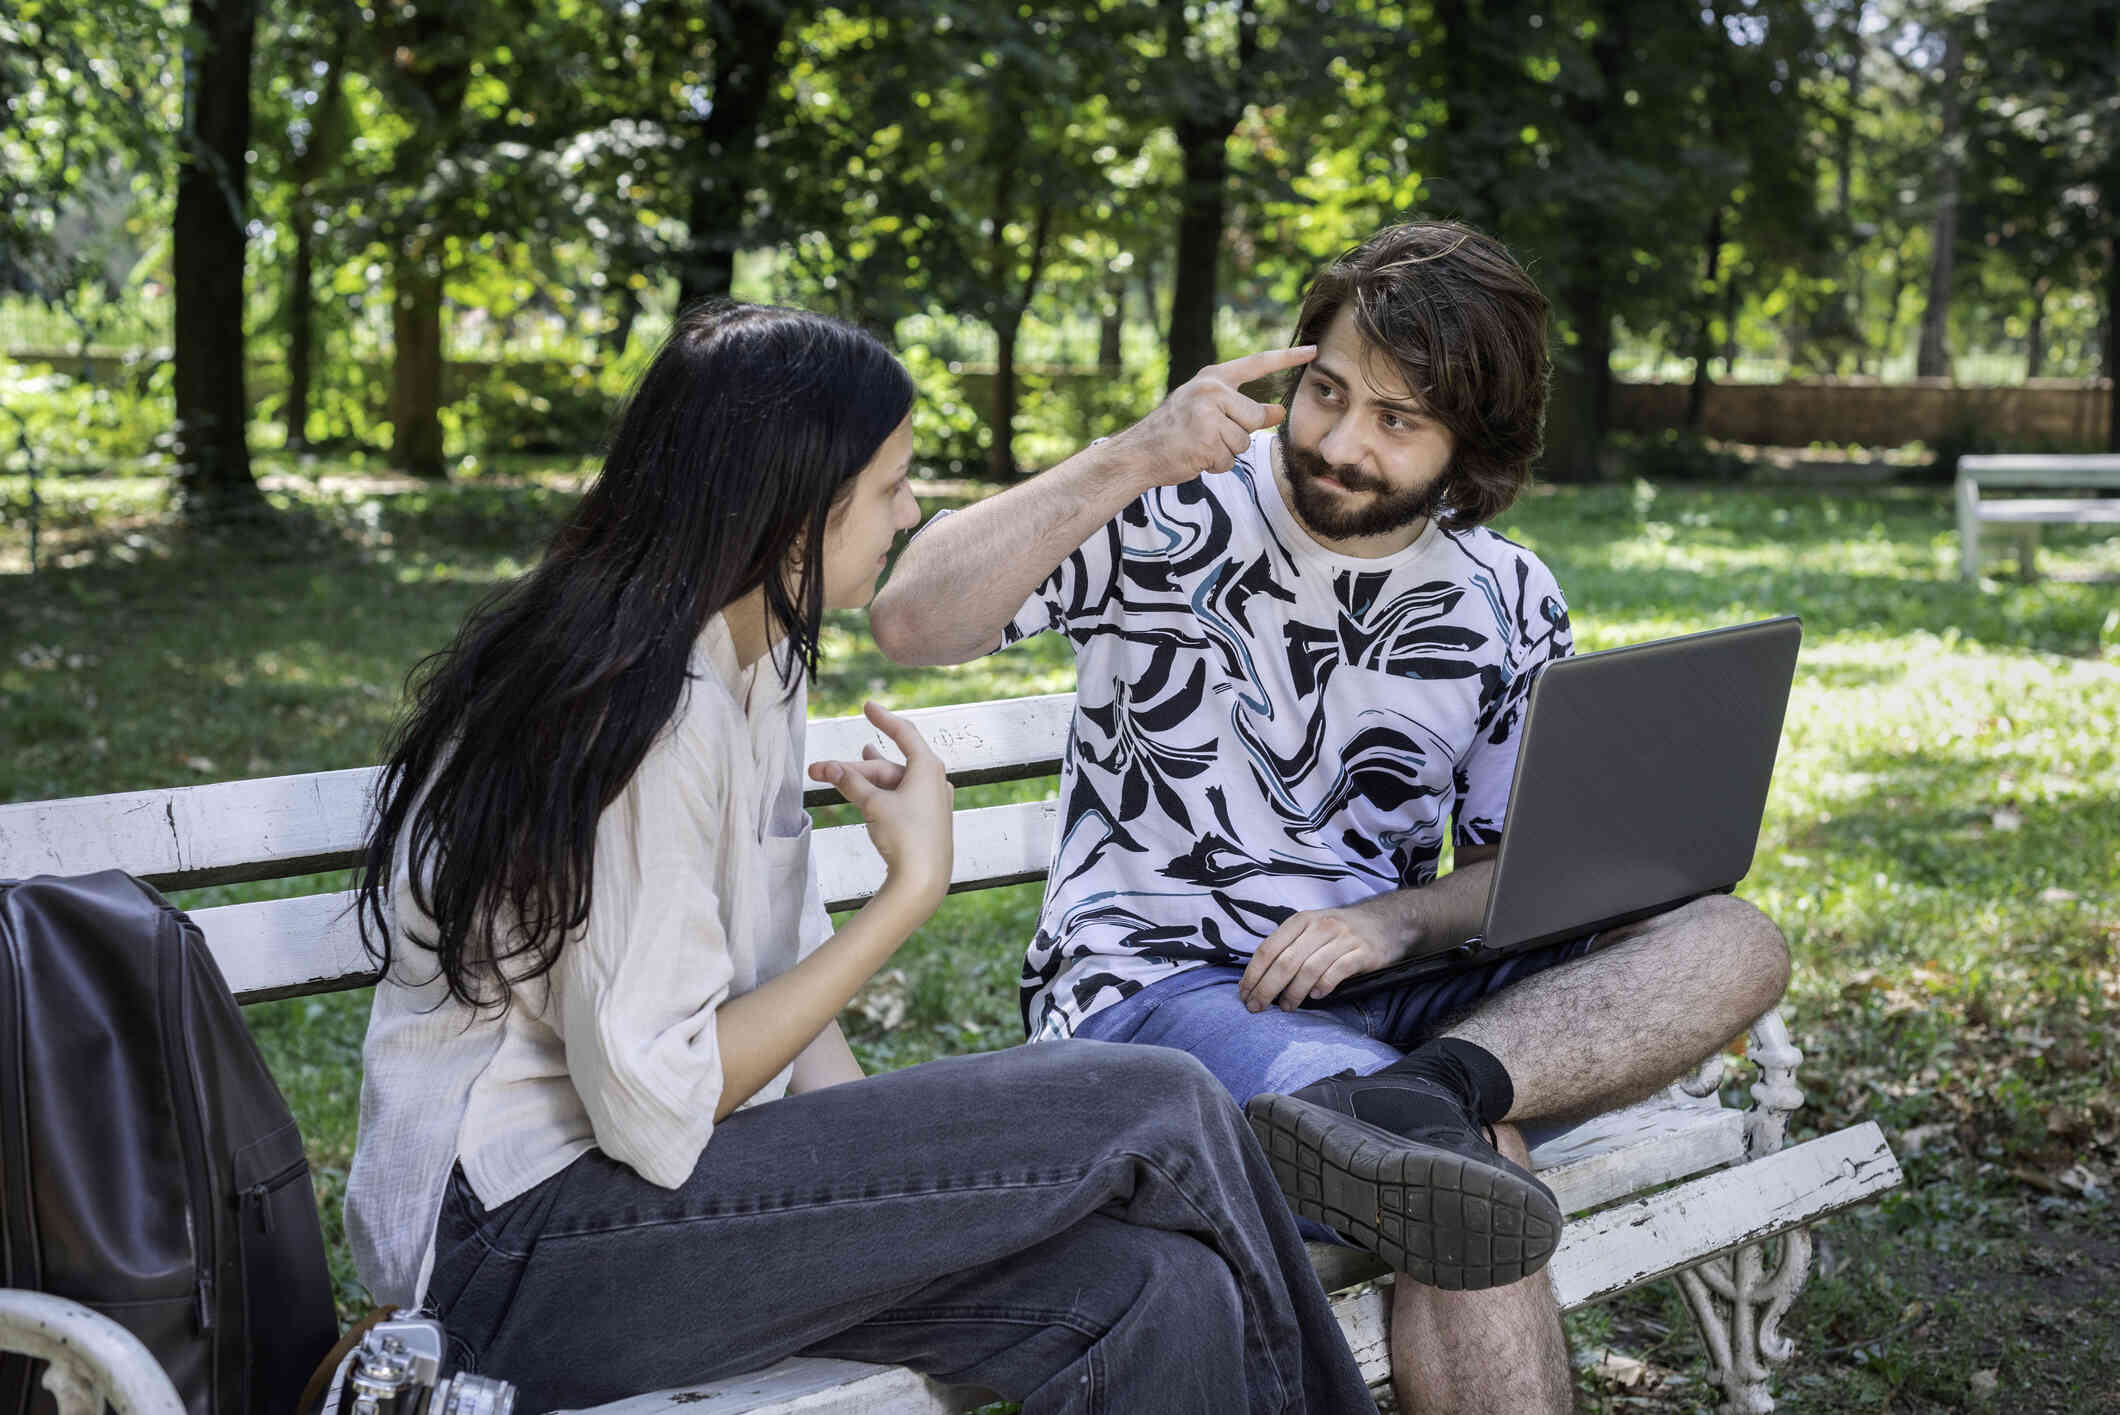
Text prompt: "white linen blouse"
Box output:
[[346, 615, 833, 1309]]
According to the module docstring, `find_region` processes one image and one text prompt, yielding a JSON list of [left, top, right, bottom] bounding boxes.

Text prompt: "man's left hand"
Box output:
[[1239, 898, 1416, 1012]]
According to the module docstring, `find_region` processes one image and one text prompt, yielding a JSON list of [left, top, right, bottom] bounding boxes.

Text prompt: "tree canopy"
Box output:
[[3, 0, 2114, 515]]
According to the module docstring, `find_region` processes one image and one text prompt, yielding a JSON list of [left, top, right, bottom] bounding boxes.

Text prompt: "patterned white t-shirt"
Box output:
[[997, 427, 1573, 1040]]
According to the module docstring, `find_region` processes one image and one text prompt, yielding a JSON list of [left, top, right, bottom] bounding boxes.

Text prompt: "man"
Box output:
[[870, 221, 1790, 1414]]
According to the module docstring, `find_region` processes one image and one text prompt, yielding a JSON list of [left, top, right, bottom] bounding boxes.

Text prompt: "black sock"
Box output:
[[1377, 1037, 1515, 1126]]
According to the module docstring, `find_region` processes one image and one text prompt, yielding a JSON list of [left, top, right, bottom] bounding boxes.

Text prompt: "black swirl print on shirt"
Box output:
[[991, 429, 1571, 1038]]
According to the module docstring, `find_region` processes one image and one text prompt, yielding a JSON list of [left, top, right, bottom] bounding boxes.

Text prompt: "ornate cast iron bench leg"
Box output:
[[1672, 1007, 1812, 1415]]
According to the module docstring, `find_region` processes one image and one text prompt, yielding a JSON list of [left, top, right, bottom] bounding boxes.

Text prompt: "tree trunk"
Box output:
[[1687, 207, 1725, 431], [285, 20, 347, 454], [602, 286, 641, 360], [990, 307, 1023, 480], [1545, 283, 1609, 483], [984, 200, 1053, 480], [288, 202, 314, 451], [1916, 25, 1963, 380], [1166, 119, 1230, 393], [1098, 269, 1126, 371], [172, 0, 264, 521], [2105, 231, 2118, 451], [677, 0, 789, 309], [390, 249, 447, 479], [1160, 0, 1254, 395], [2025, 279, 2047, 380]]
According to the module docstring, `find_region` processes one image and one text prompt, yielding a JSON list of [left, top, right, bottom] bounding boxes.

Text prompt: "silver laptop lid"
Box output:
[[1476, 616, 1802, 954]]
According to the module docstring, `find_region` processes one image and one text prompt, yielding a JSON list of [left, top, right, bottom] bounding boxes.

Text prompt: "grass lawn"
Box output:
[[3, 462, 2116, 1413]]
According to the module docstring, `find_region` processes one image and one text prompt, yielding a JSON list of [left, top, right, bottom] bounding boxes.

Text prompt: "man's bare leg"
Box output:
[[1444, 893, 1791, 1124], [1383, 895, 1789, 1413], [1390, 1124, 1572, 1415]]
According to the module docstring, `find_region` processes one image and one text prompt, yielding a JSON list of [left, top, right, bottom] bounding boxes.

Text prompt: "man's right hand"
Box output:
[[1108, 345, 1318, 489]]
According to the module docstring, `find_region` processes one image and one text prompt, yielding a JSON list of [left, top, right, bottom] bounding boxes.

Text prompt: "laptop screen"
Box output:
[[1477, 616, 1802, 954]]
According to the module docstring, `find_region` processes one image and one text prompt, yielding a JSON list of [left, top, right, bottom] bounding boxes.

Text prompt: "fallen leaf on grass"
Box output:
[[2008, 1163, 2104, 1198], [1969, 1368, 1998, 1401], [849, 968, 909, 1031], [1895, 1123, 1955, 1159], [1582, 1352, 1655, 1390]]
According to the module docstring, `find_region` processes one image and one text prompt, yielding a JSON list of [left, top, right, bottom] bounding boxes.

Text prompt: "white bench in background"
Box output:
[[0, 691, 1901, 1414], [1955, 452, 2120, 581]]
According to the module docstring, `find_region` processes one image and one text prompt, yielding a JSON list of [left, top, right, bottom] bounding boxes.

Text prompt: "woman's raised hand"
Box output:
[[807, 701, 955, 913]]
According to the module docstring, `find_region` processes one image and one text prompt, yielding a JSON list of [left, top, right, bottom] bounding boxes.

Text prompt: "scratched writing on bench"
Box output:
[[869, 726, 988, 756]]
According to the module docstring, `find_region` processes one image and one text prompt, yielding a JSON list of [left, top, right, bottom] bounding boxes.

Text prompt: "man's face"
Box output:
[[1278, 305, 1456, 554]]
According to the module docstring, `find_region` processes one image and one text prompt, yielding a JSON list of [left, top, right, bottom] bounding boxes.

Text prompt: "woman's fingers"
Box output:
[[810, 757, 909, 803], [811, 760, 879, 810], [842, 758, 907, 790], [863, 699, 935, 764]]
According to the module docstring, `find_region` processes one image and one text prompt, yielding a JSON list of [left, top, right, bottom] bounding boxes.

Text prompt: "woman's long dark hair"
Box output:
[[355, 302, 916, 1012]]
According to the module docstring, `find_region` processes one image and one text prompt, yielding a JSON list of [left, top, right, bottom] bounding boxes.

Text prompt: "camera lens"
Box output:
[[432, 1375, 517, 1415]]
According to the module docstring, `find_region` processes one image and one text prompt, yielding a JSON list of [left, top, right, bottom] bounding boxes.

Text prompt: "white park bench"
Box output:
[[1, 690, 1900, 1414], [1955, 452, 2120, 581]]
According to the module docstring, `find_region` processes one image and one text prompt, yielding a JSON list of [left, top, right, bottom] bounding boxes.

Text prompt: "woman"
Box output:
[[344, 302, 1373, 1412]]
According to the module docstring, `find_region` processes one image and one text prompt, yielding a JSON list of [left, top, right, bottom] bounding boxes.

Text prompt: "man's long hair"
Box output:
[[354, 302, 916, 1013], [1287, 221, 1551, 529]]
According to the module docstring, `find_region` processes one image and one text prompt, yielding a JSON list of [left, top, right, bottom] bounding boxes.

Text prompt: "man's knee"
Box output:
[[1698, 893, 1792, 1008]]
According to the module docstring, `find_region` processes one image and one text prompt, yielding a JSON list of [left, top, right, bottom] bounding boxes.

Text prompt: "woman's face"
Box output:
[[820, 414, 921, 611]]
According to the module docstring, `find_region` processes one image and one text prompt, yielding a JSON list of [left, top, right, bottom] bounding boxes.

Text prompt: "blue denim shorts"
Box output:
[[1070, 938, 1600, 1240]]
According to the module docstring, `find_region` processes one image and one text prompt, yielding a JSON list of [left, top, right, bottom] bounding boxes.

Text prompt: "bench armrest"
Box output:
[[0, 1291, 186, 1415], [1673, 1005, 1804, 1160]]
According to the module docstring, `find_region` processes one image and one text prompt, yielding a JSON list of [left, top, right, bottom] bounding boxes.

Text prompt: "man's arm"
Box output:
[[870, 344, 1318, 666], [1237, 844, 1499, 1012]]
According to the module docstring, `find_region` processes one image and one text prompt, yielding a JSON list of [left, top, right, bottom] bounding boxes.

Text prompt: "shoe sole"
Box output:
[[1244, 1092, 1562, 1291]]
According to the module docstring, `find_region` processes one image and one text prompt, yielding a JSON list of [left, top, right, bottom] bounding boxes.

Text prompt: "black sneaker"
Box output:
[[1244, 1071, 1563, 1290]]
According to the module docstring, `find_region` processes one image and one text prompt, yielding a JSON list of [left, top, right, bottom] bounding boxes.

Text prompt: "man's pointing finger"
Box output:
[[1210, 343, 1318, 387]]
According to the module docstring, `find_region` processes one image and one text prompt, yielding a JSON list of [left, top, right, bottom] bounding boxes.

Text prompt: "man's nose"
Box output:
[[1318, 416, 1364, 470]]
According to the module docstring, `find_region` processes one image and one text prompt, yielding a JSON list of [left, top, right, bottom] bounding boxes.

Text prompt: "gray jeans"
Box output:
[[425, 1040, 1375, 1413]]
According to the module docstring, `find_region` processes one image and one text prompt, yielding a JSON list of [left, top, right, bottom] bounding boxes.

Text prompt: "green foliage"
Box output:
[[1608, 429, 1751, 484], [0, 359, 177, 474]]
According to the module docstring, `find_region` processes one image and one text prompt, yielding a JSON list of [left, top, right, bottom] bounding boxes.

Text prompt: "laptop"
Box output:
[[1321, 615, 1803, 998]]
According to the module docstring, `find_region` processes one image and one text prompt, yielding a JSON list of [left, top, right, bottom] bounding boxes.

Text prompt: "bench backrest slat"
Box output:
[[1956, 454, 2120, 489], [0, 768, 380, 892], [0, 695, 1076, 894], [192, 798, 1060, 1003]]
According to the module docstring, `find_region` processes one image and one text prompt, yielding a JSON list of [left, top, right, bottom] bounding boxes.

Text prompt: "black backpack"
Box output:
[[0, 872, 339, 1415]]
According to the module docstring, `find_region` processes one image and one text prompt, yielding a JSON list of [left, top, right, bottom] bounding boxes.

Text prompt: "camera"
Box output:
[[322, 1312, 519, 1415]]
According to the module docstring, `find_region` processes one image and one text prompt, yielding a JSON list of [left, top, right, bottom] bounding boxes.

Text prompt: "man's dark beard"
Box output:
[[1277, 424, 1437, 541]]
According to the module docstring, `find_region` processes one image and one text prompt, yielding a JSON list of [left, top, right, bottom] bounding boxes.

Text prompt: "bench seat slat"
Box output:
[[0, 698, 1076, 893], [1973, 498, 2120, 523], [192, 800, 1060, 1003], [561, 1123, 1900, 1413]]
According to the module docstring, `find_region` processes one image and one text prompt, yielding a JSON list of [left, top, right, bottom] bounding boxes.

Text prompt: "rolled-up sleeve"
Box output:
[[553, 741, 734, 1189]]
